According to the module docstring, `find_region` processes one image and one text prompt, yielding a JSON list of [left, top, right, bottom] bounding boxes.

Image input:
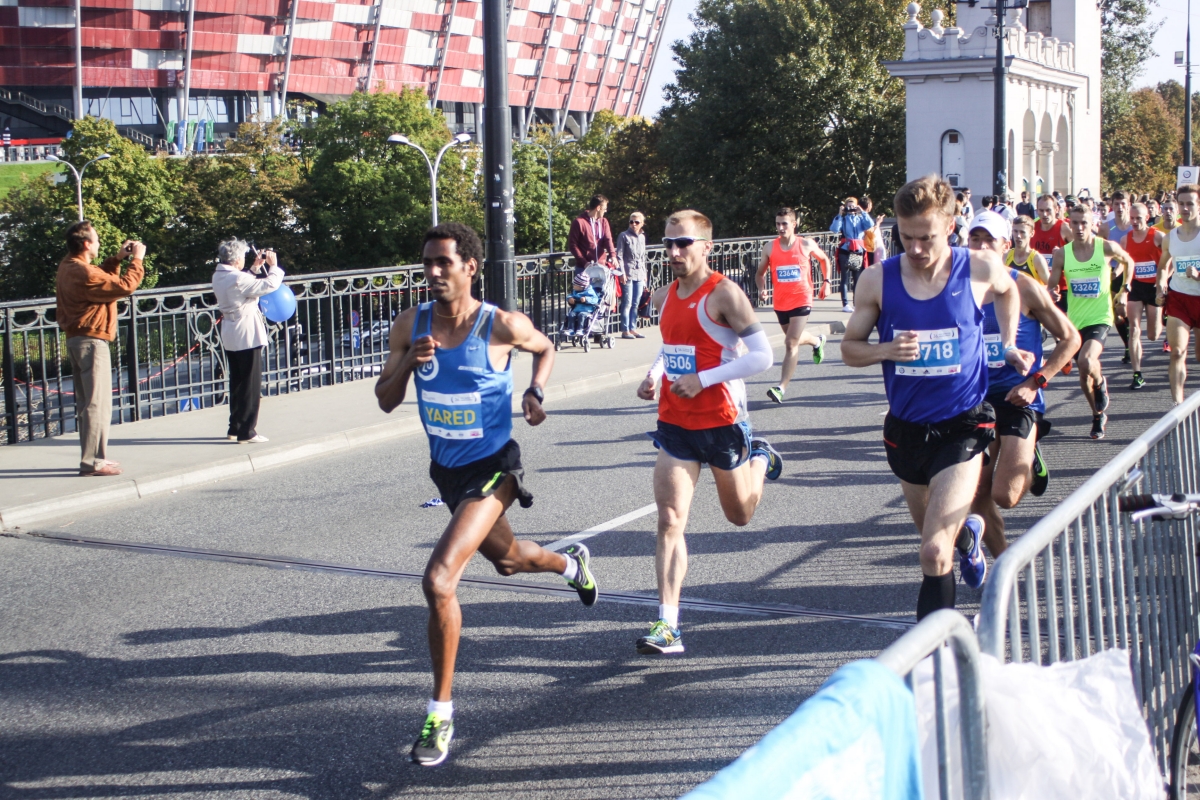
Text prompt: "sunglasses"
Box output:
[[630, 220, 643, 225], [662, 236, 710, 249]]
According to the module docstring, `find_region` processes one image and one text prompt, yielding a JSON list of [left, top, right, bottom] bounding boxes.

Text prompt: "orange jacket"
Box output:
[[55, 254, 145, 341]]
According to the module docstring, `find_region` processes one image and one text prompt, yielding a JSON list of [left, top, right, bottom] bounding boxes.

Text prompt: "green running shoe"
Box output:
[[410, 713, 454, 767], [636, 619, 684, 654], [766, 386, 784, 404], [564, 543, 598, 606], [1030, 444, 1049, 497], [813, 333, 827, 364], [1129, 372, 1146, 390]]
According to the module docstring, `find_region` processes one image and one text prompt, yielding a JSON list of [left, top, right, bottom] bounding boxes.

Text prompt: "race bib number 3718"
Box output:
[[894, 327, 962, 376]]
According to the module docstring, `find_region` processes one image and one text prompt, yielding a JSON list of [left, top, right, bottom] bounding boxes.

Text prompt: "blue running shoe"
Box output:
[[958, 513, 987, 588], [636, 619, 684, 654], [750, 438, 783, 480]]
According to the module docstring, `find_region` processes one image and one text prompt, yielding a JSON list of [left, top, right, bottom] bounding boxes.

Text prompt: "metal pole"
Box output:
[[363, 0, 385, 92], [1188, 0, 1194, 167], [2, 308, 18, 444], [993, 0, 1008, 197], [182, 0, 196, 150], [73, 0, 84, 120], [279, 0, 300, 120], [482, 0, 516, 310], [546, 146, 553, 253]]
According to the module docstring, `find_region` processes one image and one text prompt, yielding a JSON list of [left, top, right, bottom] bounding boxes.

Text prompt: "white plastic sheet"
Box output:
[[913, 648, 1163, 799]]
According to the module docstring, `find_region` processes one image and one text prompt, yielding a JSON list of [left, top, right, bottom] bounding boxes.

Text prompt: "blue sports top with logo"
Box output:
[[411, 302, 513, 468], [878, 247, 988, 424], [982, 269, 1045, 413]]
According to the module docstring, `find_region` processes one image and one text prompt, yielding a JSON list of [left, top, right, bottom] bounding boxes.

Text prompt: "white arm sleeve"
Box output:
[[647, 348, 665, 381], [698, 329, 773, 388]]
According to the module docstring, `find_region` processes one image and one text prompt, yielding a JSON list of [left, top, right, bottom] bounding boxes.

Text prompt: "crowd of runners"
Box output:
[[372, 175, 1200, 767]]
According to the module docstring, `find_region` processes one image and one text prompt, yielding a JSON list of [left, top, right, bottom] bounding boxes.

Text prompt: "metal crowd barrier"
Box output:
[[876, 609, 989, 800], [978, 389, 1200, 776]]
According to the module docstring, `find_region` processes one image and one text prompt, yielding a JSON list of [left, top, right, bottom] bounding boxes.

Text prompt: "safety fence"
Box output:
[[1, 228, 886, 445]]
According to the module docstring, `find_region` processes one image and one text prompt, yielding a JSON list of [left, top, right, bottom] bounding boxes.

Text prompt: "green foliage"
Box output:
[[1102, 86, 1182, 194], [657, 0, 906, 236], [1100, 0, 1161, 97]]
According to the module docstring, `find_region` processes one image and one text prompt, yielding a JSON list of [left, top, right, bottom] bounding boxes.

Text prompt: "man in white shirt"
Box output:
[[212, 239, 284, 443]]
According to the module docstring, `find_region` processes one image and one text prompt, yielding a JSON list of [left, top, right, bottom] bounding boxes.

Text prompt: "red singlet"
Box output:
[[658, 272, 747, 430], [1124, 229, 1162, 283], [767, 237, 823, 311], [1030, 219, 1066, 257]]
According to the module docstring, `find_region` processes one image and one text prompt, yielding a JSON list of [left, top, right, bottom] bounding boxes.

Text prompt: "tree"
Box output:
[[1099, 0, 1162, 192], [1102, 87, 1182, 193]]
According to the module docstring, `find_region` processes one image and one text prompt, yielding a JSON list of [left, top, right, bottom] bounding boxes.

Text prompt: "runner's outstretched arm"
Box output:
[[376, 306, 423, 413], [840, 268, 919, 367], [1157, 236, 1174, 304], [493, 309, 555, 426], [1047, 247, 1065, 303]]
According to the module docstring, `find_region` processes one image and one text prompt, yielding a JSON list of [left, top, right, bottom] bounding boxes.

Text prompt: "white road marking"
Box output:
[[546, 502, 658, 552]]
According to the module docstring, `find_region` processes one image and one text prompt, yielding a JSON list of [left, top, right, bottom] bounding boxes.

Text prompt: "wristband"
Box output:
[[524, 386, 544, 404], [1003, 345, 1018, 357]]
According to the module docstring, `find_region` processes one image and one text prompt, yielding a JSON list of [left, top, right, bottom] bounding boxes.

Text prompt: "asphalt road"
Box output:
[[0, 334, 1181, 799]]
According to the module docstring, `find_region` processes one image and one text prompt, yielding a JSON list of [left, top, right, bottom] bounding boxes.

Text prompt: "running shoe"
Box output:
[[842, 304, 854, 313], [958, 513, 987, 589], [410, 713, 454, 767], [1030, 444, 1049, 497], [750, 438, 783, 480], [813, 334, 827, 365], [1165, 341, 1172, 353], [1090, 412, 1108, 440], [1062, 360, 1072, 376], [1122, 348, 1130, 364], [636, 619, 684, 655], [1093, 376, 1109, 414], [564, 543, 598, 606], [766, 386, 784, 404], [1130, 372, 1146, 390]]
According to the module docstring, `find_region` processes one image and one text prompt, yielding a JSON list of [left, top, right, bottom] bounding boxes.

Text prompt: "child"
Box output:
[[565, 271, 599, 336]]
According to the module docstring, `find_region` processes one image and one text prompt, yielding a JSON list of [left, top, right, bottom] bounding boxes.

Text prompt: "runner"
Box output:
[[842, 177, 1032, 620], [1047, 205, 1135, 440], [1006, 215, 1050, 283], [966, 213, 1080, 558], [636, 209, 782, 653], [374, 222, 599, 767], [1103, 192, 1134, 364], [1156, 197, 1180, 233], [1122, 202, 1165, 389], [755, 206, 830, 403], [1032, 194, 1071, 314], [1156, 184, 1200, 405]]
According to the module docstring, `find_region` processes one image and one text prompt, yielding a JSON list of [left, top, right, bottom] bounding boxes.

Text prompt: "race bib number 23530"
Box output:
[[894, 327, 962, 377]]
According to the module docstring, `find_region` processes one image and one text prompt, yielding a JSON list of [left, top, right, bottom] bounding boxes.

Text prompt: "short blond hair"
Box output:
[[666, 209, 713, 238], [1012, 215, 1035, 230], [894, 175, 956, 219], [629, 211, 645, 223]]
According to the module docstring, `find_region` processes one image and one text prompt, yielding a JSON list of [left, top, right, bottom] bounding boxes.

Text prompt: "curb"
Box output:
[[0, 324, 831, 531]]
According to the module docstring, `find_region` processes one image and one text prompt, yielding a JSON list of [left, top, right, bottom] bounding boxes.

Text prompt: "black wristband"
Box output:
[[524, 386, 544, 404]]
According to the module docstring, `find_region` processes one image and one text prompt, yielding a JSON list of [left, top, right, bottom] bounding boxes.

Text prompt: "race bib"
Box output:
[[1176, 256, 1200, 277], [1069, 277, 1102, 298], [984, 333, 1004, 369], [1134, 261, 1157, 279], [663, 344, 697, 381], [775, 266, 802, 283], [420, 389, 484, 440], [894, 327, 962, 377]]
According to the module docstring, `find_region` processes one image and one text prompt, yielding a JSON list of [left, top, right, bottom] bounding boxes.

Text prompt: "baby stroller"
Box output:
[[554, 263, 617, 352]]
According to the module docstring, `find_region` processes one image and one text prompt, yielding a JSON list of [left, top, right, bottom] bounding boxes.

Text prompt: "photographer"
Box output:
[[212, 239, 284, 443], [829, 196, 873, 312]]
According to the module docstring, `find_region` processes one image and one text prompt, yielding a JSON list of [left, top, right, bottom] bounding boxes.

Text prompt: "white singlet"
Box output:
[[1169, 227, 1200, 297]]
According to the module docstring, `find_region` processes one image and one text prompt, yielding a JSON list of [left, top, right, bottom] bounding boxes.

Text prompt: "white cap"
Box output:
[[968, 210, 1011, 243]]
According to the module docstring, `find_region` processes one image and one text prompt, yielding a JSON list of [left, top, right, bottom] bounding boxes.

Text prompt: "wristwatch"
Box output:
[[524, 386, 544, 404], [1032, 372, 1049, 388]]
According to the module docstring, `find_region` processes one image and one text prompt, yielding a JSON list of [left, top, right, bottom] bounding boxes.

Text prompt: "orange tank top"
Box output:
[[1124, 229, 1162, 283], [768, 237, 813, 311], [658, 272, 747, 430]]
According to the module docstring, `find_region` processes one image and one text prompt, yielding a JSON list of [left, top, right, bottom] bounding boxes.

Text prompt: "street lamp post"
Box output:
[[521, 136, 575, 254], [46, 153, 111, 221], [991, 0, 1026, 197], [388, 132, 472, 225]]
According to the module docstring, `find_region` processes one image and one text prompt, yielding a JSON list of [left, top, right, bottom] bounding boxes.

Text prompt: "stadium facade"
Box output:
[[0, 0, 671, 146]]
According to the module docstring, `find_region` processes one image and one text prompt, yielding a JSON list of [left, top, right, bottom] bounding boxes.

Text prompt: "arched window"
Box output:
[[941, 130, 965, 187]]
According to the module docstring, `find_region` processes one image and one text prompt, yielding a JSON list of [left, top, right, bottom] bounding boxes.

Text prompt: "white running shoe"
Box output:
[[238, 434, 270, 444], [842, 304, 854, 313]]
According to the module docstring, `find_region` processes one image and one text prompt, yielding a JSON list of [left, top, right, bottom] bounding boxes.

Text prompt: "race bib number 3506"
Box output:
[[663, 344, 697, 381], [894, 327, 962, 377]]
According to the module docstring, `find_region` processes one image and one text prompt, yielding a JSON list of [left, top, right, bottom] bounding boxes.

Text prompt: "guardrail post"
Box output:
[[3, 308, 18, 444], [126, 299, 141, 421]]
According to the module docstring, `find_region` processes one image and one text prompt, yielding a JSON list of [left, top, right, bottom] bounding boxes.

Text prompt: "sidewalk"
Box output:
[[0, 302, 847, 530]]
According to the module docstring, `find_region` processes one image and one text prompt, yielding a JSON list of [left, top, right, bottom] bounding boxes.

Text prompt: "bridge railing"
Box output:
[[1, 228, 889, 445]]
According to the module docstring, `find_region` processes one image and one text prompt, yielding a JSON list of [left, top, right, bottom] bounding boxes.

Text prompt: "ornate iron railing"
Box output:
[[1, 228, 890, 445]]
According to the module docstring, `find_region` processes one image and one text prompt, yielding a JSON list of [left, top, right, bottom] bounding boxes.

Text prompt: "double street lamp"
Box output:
[[521, 136, 575, 255], [46, 152, 111, 221], [388, 132, 473, 225]]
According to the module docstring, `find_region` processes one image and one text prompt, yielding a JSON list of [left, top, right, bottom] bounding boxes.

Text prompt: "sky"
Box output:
[[639, 0, 1192, 119]]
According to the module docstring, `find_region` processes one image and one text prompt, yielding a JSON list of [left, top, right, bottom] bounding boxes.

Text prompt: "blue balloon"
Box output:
[[259, 284, 297, 323]]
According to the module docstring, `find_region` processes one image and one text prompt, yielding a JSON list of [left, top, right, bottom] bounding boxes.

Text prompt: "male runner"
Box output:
[[842, 177, 1031, 620], [1103, 192, 1135, 364], [966, 214, 1080, 557], [1157, 197, 1180, 233], [375, 222, 599, 766], [1007, 216, 1050, 283], [1156, 184, 1200, 404], [1048, 206, 1135, 439], [1122, 202, 1165, 389], [1032, 194, 1071, 314], [755, 206, 830, 403], [636, 209, 783, 653]]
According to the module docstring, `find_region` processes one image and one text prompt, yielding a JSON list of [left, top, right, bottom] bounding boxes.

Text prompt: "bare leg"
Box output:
[[901, 456, 984, 577], [1168, 317, 1192, 404], [1076, 339, 1105, 414], [653, 452, 701, 607], [1148, 303, 1164, 342], [779, 316, 819, 392], [971, 440, 1007, 557], [1128, 300, 1145, 374], [711, 456, 768, 527]]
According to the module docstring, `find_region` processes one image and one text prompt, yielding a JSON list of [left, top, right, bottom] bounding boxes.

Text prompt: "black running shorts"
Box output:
[[987, 392, 1041, 440], [1129, 281, 1161, 306], [648, 420, 752, 471], [883, 403, 996, 486], [774, 306, 812, 327], [429, 439, 533, 513], [1077, 323, 1111, 345]]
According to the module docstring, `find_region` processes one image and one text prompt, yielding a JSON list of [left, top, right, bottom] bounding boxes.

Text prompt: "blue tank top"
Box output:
[[878, 248, 988, 424], [412, 302, 513, 468], [982, 269, 1045, 413]]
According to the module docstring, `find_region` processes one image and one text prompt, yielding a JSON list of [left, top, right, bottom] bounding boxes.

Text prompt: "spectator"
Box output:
[[981, 195, 996, 211], [212, 239, 284, 444], [1016, 190, 1035, 218], [568, 194, 616, 275], [960, 187, 974, 220], [829, 196, 873, 312], [55, 221, 145, 477], [993, 193, 1017, 222], [616, 211, 647, 339]]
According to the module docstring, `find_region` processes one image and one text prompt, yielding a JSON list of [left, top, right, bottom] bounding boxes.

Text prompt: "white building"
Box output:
[[885, 0, 1101, 205]]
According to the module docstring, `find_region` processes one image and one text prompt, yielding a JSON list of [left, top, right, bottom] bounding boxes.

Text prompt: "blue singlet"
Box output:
[[878, 248, 988, 424], [982, 269, 1045, 413], [412, 302, 513, 468]]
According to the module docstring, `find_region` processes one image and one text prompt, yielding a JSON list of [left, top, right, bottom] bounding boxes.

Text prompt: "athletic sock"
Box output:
[[1116, 319, 1130, 346], [560, 555, 579, 582], [954, 524, 973, 554], [659, 604, 679, 628], [916, 572, 956, 621], [427, 699, 454, 718]]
